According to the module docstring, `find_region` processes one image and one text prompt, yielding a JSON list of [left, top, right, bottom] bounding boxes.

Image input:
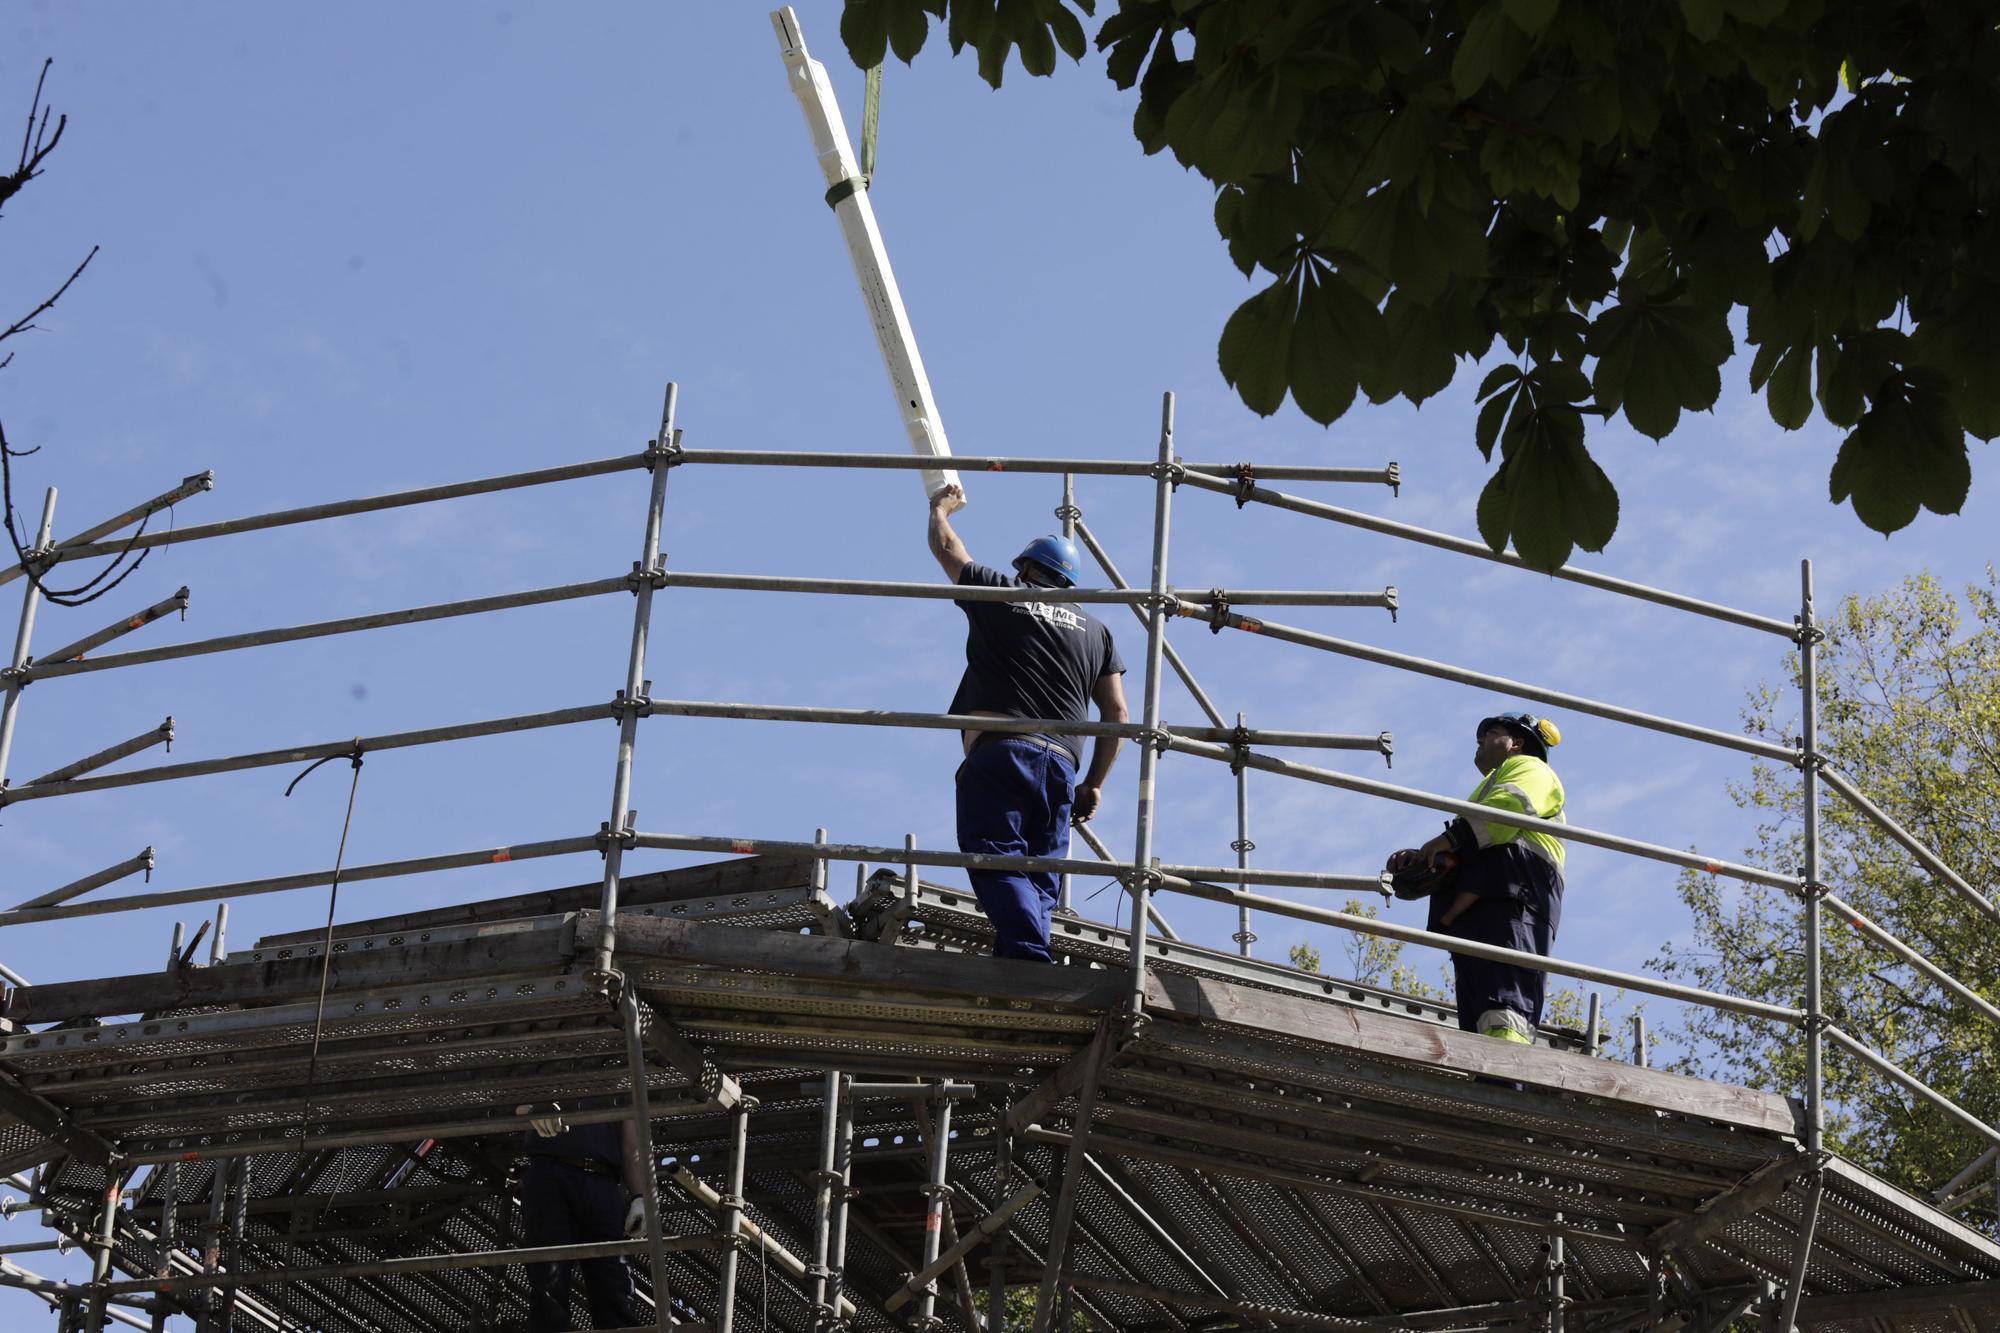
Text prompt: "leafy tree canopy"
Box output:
[[836, 0, 1998, 569], [1655, 571, 2000, 1225]]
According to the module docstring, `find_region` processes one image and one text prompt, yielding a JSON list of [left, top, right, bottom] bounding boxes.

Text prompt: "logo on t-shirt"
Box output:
[[1014, 600, 1087, 632]]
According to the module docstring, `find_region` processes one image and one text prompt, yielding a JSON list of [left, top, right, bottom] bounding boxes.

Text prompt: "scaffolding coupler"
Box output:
[[1231, 462, 1256, 508], [1206, 588, 1230, 636]]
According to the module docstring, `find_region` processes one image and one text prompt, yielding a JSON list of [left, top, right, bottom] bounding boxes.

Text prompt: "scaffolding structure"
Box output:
[[0, 382, 1993, 1332]]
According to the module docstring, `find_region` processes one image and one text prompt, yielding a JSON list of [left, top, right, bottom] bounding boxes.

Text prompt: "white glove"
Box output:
[[530, 1112, 567, 1138], [624, 1196, 649, 1238]]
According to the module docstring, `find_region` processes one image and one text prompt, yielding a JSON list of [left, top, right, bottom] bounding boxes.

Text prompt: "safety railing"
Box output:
[[0, 379, 1993, 1331]]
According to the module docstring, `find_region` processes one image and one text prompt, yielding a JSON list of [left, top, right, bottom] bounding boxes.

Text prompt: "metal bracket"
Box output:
[[1137, 728, 1171, 755], [1152, 457, 1188, 489], [625, 561, 668, 593], [1207, 588, 1230, 635], [1231, 462, 1256, 508], [607, 689, 652, 720], [1386, 461, 1401, 496], [1227, 722, 1252, 775], [646, 427, 685, 466]]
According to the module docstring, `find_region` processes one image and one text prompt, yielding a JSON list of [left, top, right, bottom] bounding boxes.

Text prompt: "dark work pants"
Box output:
[[1430, 843, 1564, 1032], [955, 736, 1076, 962], [521, 1159, 637, 1331]]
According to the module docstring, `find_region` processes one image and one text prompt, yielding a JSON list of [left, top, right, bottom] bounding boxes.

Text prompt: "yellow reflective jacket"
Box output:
[[1466, 755, 1566, 869]]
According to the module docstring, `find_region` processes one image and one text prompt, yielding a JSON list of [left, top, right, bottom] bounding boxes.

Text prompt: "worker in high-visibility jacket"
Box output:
[[1386, 711, 1566, 1043]]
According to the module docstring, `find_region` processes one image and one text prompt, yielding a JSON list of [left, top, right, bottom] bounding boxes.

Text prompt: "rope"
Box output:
[[288, 744, 365, 1151]]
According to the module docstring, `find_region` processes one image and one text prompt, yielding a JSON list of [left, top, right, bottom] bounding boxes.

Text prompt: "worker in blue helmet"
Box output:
[[1385, 711, 1567, 1044], [927, 483, 1128, 961]]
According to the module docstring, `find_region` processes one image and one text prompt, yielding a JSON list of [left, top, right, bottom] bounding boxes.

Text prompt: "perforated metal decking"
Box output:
[[2, 859, 1995, 1331]]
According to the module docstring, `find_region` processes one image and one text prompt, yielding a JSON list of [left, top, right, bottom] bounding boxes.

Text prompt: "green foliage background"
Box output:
[[837, 0, 1997, 569], [1655, 571, 2000, 1224]]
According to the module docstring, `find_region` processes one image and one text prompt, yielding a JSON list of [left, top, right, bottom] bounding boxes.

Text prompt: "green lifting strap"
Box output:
[[824, 64, 882, 210]]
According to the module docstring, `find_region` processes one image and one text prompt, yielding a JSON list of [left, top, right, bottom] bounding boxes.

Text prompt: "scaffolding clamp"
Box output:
[[1231, 462, 1256, 507], [1228, 721, 1252, 775], [608, 688, 652, 721], [646, 426, 685, 466], [1152, 455, 1188, 489], [1207, 588, 1230, 635], [627, 560, 668, 593]]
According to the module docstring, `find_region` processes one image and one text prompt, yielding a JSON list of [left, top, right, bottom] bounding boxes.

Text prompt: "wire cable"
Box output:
[[287, 744, 365, 1152]]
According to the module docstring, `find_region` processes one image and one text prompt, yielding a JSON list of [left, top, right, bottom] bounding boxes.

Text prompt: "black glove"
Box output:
[[1390, 850, 1461, 901]]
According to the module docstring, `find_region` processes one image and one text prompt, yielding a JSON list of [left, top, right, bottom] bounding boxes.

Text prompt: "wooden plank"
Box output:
[[583, 911, 1128, 1013], [1144, 969, 1800, 1137], [253, 853, 814, 946], [4, 921, 578, 1023], [1645, 1153, 1816, 1256]]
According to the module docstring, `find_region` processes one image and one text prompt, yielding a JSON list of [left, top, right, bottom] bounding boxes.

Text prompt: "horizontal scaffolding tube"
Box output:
[[626, 830, 1388, 895], [0, 471, 213, 590], [1166, 734, 1801, 891], [23, 586, 188, 670], [651, 569, 1390, 610], [22, 576, 631, 682], [0, 703, 611, 807], [639, 697, 1389, 755], [0, 834, 596, 927], [671, 446, 1398, 487], [94, 1237, 730, 1295], [12, 848, 154, 911], [23, 716, 173, 786], [1073, 516, 1225, 727], [1175, 470, 1799, 638], [1821, 765, 1998, 926], [1178, 599, 1799, 764], [32, 453, 652, 568], [1150, 869, 1803, 1025], [1054, 1273, 1391, 1332], [1825, 1023, 2000, 1149], [1823, 890, 2000, 1031]]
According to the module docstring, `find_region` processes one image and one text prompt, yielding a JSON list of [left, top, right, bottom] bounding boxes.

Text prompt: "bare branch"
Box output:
[[0, 59, 65, 214], [0, 244, 98, 346]]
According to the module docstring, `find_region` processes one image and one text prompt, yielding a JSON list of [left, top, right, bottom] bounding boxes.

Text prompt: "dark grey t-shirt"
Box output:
[[948, 563, 1125, 765]]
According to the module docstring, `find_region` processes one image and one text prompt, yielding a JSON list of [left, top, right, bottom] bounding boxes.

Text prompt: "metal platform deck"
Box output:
[[1, 859, 1994, 1331]]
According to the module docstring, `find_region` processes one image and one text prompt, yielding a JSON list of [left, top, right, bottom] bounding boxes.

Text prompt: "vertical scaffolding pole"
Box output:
[[717, 1100, 752, 1333], [0, 488, 58, 788], [1548, 1215, 1565, 1333], [1232, 711, 1255, 957], [808, 1071, 840, 1326], [1584, 993, 1602, 1056], [222, 1160, 246, 1331], [1057, 474, 1078, 918], [914, 1086, 954, 1330], [1029, 1030, 1110, 1333], [83, 1165, 122, 1332], [619, 991, 671, 1333], [1122, 393, 1177, 1017], [593, 382, 678, 977], [1778, 559, 1825, 1333], [827, 1075, 856, 1324], [987, 1117, 1011, 1332], [196, 1157, 228, 1333]]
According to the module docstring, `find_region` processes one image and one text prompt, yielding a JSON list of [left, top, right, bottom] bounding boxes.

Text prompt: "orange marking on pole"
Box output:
[[181, 1151, 203, 1163], [925, 1212, 942, 1232], [1240, 619, 1264, 634], [491, 849, 512, 863], [985, 461, 1004, 471], [127, 616, 146, 628], [731, 840, 756, 854], [1704, 862, 1721, 874]]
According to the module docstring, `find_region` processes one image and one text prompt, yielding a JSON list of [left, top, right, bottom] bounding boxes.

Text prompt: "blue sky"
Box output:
[[1, 4, 1994, 1318]]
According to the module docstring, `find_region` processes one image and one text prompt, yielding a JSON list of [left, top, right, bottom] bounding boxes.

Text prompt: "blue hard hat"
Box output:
[[1013, 535, 1082, 588]]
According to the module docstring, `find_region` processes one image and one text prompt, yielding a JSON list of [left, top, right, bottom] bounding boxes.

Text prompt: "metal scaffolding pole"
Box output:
[[0, 471, 211, 591], [913, 1084, 954, 1330], [19, 454, 651, 572], [1232, 712, 1255, 957], [27, 585, 188, 671], [667, 444, 1396, 486], [12, 849, 155, 911], [1123, 392, 1177, 1019], [620, 990, 672, 1333], [1172, 469, 1797, 637], [21, 575, 631, 683], [1029, 1030, 1110, 1333], [808, 1071, 840, 1326], [827, 1073, 856, 1322], [644, 568, 1391, 610], [717, 1099, 752, 1333], [1178, 597, 1797, 764], [1777, 559, 1826, 1333], [593, 384, 677, 977], [24, 718, 174, 787], [83, 1166, 124, 1332], [1818, 764, 1998, 926], [0, 488, 57, 790]]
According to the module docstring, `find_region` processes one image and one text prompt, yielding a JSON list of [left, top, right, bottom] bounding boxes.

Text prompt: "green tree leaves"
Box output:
[[1657, 574, 2000, 1208], [840, 0, 2000, 567]]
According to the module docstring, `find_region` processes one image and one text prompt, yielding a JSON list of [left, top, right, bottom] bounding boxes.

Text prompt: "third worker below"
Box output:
[[927, 482, 1128, 962], [1385, 711, 1567, 1043]]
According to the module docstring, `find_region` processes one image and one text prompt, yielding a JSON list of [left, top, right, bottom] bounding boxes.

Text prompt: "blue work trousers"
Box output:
[[956, 737, 1076, 962], [521, 1159, 638, 1331], [1430, 842, 1564, 1032]]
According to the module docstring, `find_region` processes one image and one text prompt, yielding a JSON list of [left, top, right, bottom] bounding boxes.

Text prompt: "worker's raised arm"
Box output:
[[927, 482, 971, 582], [1073, 669, 1129, 823]]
